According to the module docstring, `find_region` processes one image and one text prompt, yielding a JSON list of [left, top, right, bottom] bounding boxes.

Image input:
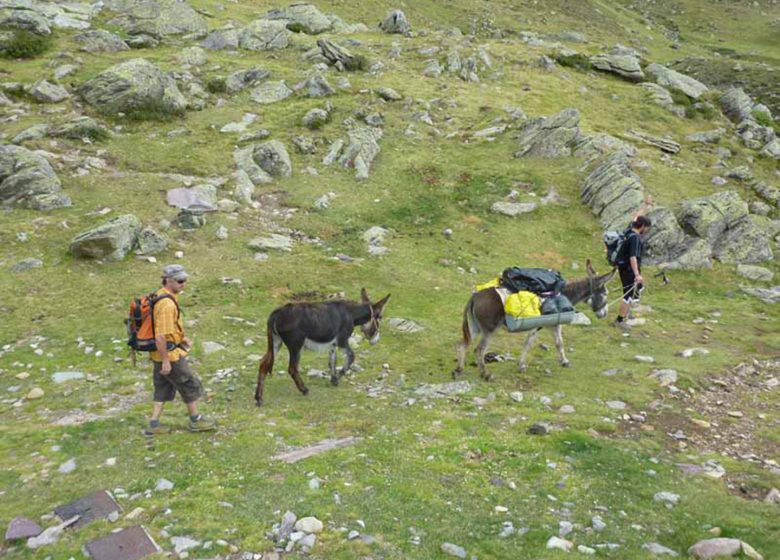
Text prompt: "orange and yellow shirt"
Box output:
[[149, 287, 188, 362]]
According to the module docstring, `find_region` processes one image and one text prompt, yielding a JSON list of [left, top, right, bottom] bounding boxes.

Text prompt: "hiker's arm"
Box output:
[[633, 195, 653, 220], [155, 335, 171, 374], [630, 256, 644, 284]]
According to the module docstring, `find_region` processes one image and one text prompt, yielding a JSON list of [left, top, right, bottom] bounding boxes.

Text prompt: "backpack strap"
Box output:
[[147, 292, 181, 341]]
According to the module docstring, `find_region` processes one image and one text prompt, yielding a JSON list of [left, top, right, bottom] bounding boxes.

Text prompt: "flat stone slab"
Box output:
[[414, 381, 472, 398], [54, 489, 121, 529], [272, 437, 361, 463], [5, 517, 42, 541], [85, 525, 159, 560], [52, 371, 85, 383]]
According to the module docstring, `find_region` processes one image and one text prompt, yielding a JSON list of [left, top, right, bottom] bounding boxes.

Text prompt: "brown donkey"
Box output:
[[454, 260, 615, 380], [255, 289, 390, 406]]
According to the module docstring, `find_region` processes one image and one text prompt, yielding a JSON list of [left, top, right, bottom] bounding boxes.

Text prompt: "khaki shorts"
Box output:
[[152, 357, 203, 404]]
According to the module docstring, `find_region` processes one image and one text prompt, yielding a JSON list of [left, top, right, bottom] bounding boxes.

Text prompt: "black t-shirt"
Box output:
[[620, 228, 642, 268]]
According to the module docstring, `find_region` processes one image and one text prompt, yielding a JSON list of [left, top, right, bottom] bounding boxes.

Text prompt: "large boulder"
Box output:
[[0, 144, 70, 210], [233, 141, 291, 185], [645, 63, 708, 99], [644, 207, 712, 269], [69, 214, 141, 260], [720, 88, 754, 124], [74, 29, 129, 52], [712, 219, 774, 264], [581, 152, 644, 231], [201, 27, 239, 50], [0, 2, 51, 35], [677, 191, 748, 240], [590, 52, 644, 82], [239, 19, 291, 51], [78, 58, 187, 117], [264, 3, 332, 34], [379, 9, 410, 34], [249, 80, 292, 104], [337, 126, 383, 180], [515, 108, 582, 159], [102, 0, 207, 36]]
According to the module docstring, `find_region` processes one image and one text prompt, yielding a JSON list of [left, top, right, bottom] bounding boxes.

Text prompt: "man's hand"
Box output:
[[635, 275, 644, 285], [160, 360, 172, 375], [181, 336, 192, 351]]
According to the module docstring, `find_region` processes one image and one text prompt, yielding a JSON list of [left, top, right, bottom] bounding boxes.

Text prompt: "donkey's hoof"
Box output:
[[255, 399, 263, 407], [561, 360, 571, 368], [330, 375, 340, 386], [518, 364, 528, 374], [301, 387, 310, 396], [451, 368, 462, 379]]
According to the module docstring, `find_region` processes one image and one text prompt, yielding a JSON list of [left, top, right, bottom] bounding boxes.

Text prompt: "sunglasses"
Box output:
[[176, 278, 187, 284]]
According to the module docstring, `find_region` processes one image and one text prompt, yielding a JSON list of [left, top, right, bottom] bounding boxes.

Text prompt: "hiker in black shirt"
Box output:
[[614, 214, 652, 330]]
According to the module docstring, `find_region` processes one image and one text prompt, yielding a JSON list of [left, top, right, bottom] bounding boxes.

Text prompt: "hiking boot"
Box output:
[[188, 415, 217, 432], [144, 424, 172, 436]]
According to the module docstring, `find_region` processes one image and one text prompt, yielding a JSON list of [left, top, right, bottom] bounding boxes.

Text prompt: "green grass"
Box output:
[[0, 30, 52, 59], [1, 1, 779, 559]]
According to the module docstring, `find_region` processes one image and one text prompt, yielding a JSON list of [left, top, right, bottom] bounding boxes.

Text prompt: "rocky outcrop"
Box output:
[[0, 144, 70, 210], [201, 28, 239, 50], [78, 58, 187, 117], [69, 214, 141, 261], [233, 141, 291, 185], [590, 51, 644, 82], [378, 9, 410, 34], [225, 68, 269, 94], [320, 127, 382, 180], [264, 3, 332, 34], [645, 63, 708, 99], [720, 88, 754, 124], [239, 19, 291, 51], [74, 29, 129, 52], [317, 39, 357, 70], [102, 0, 207, 36], [514, 108, 581, 159], [639, 83, 686, 117], [249, 80, 292, 104], [0, 1, 52, 35]]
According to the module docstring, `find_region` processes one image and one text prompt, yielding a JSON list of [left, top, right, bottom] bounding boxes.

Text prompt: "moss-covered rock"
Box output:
[[0, 144, 70, 210], [68, 214, 141, 261]]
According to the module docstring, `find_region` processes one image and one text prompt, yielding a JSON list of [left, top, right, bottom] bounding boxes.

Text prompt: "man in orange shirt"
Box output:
[[146, 264, 216, 435]]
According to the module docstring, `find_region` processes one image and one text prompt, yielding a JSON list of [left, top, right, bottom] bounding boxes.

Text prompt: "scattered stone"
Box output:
[[387, 317, 423, 333], [264, 3, 333, 34], [303, 108, 330, 129], [514, 108, 581, 158], [737, 265, 773, 282], [0, 144, 70, 210], [248, 234, 294, 252], [590, 51, 644, 82], [26, 516, 78, 549], [30, 80, 70, 103], [294, 517, 323, 534], [171, 536, 201, 554], [591, 516, 606, 532], [202, 341, 225, 355], [441, 542, 466, 558], [645, 63, 708, 99], [26, 387, 44, 400], [155, 478, 174, 491], [687, 538, 742, 559], [509, 391, 523, 403], [201, 28, 240, 50], [578, 545, 596, 555], [635, 355, 655, 363], [528, 422, 550, 435], [250, 80, 293, 104], [741, 286, 780, 304], [677, 348, 710, 358], [546, 536, 574, 552], [642, 542, 678, 556], [607, 400, 626, 410], [625, 129, 680, 154], [649, 369, 677, 386], [653, 492, 680, 506], [301, 74, 334, 98], [85, 525, 160, 560], [5, 517, 42, 541], [686, 129, 724, 144], [338, 127, 383, 180], [239, 19, 291, 51], [74, 30, 129, 53], [53, 371, 85, 383], [103, 0, 207, 36], [765, 488, 780, 504], [491, 201, 537, 217], [379, 10, 410, 34], [376, 87, 402, 101]]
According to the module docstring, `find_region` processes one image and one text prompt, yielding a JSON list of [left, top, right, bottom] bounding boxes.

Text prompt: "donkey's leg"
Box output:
[[518, 328, 541, 373], [475, 332, 494, 381], [553, 324, 570, 367], [328, 346, 338, 385], [454, 337, 470, 378], [287, 345, 309, 396]]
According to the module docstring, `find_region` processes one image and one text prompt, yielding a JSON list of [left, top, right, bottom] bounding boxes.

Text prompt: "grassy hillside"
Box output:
[[1, 0, 778, 558]]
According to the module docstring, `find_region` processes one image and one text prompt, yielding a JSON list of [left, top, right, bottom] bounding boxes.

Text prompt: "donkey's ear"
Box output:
[[586, 258, 596, 276], [604, 267, 618, 283], [374, 294, 391, 313], [361, 287, 370, 303]]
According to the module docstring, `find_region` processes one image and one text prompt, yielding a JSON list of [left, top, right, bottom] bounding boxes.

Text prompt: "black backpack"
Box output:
[[501, 267, 566, 295], [603, 230, 627, 266]]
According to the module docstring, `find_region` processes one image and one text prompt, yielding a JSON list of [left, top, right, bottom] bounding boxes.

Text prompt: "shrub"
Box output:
[[344, 54, 368, 72], [122, 98, 184, 122], [206, 77, 227, 94], [0, 30, 52, 59]]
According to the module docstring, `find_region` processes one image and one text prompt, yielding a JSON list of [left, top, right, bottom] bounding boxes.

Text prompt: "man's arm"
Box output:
[[633, 195, 653, 221], [155, 335, 171, 374]]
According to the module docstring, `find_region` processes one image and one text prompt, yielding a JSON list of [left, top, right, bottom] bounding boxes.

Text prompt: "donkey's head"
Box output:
[[586, 259, 616, 319], [360, 288, 391, 345]]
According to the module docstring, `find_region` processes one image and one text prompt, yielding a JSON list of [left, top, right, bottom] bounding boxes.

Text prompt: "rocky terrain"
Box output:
[[1, 0, 778, 558]]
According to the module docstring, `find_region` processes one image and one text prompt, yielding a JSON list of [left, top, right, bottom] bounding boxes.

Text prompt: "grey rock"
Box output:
[[201, 28, 240, 50], [322, 139, 344, 165], [225, 68, 270, 93], [528, 422, 550, 435], [250, 80, 292, 104], [30, 80, 70, 103], [338, 126, 383, 180], [52, 371, 84, 383], [387, 317, 423, 333], [69, 214, 141, 261], [103, 0, 207, 36], [751, 182, 780, 207], [302, 74, 334, 98], [167, 185, 218, 211], [678, 191, 747, 240], [78, 58, 186, 117], [58, 458, 76, 473], [687, 538, 742, 559], [765, 488, 780, 504], [0, 4, 51, 35], [414, 381, 471, 398], [50, 116, 110, 141], [491, 201, 536, 217], [155, 478, 174, 491], [248, 234, 293, 252], [642, 542, 678, 556], [26, 516, 77, 549], [278, 511, 297, 542], [376, 87, 402, 101], [761, 138, 780, 160], [546, 536, 574, 552], [54, 63, 79, 80], [574, 132, 637, 159], [5, 517, 42, 541], [686, 129, 725, 144], [625, 129, 680, 154], [240, 19, 291, 51], [11, 257, 43, 272], [294, 516, 323, 533], [12, 124, 50, 144], [379, 10, 410, 34], [653, 491, 680, 506], [720, 88, 754, 124], [515, 108, 581, 158], [737, 264, 773, 282], [171, 536, 201, 554], [607, 400, 627, 409], [645, 63, 707, 99], [176, 209, 206, 229], [125, 33, 159, 49], [741, 285, 780, 304], [749, 200, 771, 216], [649, 369, 677, 386], [316, 38, 357, 69], [441, 542, 466, 558], [202, 341, 225, 355], [638, 83, 685, 116], [264, 3, 332, 34], [292, 135, 315, 154], [422, 59, 443, 77], [303, 108, 329, 129], [176, 46, 207, 66], [74, 30, 129, 53], [136, 226, 168, 254], [251, 140, 292, 178], [590, 52, 644, 81], [0, 144, 70, 210]]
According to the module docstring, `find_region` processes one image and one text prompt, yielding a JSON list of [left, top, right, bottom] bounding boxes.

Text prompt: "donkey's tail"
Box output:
[[461, 296, 477, 345], [258, 315, 277, 376]]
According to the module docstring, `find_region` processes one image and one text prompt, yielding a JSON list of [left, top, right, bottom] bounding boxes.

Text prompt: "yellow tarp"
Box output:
[[475, 277, 500, 292], [504, 291, 541, 318]]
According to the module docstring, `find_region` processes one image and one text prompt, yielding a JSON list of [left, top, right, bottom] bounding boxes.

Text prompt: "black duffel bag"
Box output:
[[501, 267, 566, 295]]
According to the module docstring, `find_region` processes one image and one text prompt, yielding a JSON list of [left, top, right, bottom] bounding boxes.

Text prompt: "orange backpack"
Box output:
[[125, 292, 178, 356]]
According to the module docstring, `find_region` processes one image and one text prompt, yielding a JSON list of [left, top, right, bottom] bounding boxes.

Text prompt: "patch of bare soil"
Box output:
[[617, 359, 780, 499]]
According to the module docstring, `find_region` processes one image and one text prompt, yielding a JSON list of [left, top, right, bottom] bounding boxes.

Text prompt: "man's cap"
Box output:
[[161, 264, 189, 281]]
